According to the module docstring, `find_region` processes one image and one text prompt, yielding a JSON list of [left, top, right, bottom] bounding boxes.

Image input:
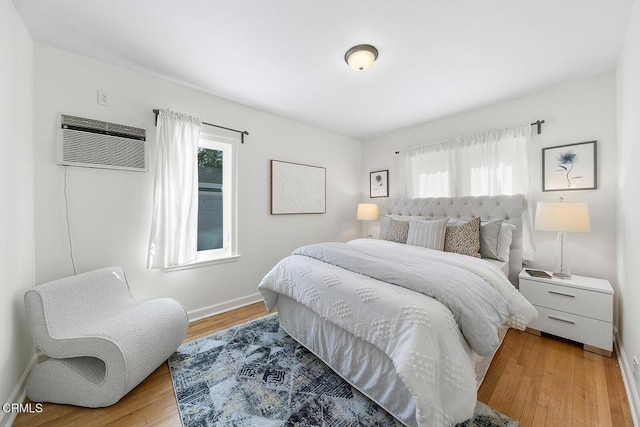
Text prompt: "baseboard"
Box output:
[[0, 354, 37, 427], [187, 292, 263, 322], [615, 332, 640, 426]]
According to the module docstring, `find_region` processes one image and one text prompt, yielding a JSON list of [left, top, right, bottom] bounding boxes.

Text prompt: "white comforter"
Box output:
[[258, 239, 537, 426]]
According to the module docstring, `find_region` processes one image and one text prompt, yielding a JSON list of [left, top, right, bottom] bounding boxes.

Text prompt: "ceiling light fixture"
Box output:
[[344, 44, 378, 72]]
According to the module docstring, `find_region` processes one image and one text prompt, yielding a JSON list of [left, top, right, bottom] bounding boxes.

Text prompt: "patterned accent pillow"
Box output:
[[384, 218, 410, 243], [379, 215, 418, 240], [406, 218, 449, 250], [444, 217, 481, 257]]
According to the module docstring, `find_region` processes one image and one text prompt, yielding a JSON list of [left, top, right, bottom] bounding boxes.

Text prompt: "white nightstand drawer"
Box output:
[[529, 306, 612, 351], [519, 278, 612, 322]]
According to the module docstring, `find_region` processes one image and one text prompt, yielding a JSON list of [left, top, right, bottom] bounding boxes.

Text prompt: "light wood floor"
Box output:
[[478, 329, 633, 427], [15, 302, 633, 427]]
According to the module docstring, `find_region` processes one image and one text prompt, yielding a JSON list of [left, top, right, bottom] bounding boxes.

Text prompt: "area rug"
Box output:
[[168, 313, 517, 427]]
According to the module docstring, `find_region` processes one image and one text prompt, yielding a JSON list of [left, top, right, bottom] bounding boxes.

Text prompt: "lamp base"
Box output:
[[552, 231, 572, 280]]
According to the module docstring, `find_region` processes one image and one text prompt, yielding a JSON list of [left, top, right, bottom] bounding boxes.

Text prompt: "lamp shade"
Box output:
[[535, 201, 590, 233], [356, 203, 379, 221], [345, 44, 378, 72]]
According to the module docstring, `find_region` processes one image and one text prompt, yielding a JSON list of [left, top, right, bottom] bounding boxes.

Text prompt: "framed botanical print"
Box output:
[[543, 141, 597, 191], [370, 170, 389, 198]]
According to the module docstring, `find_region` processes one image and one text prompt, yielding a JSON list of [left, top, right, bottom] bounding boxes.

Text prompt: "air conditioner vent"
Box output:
[[58, 114, 147, 172]]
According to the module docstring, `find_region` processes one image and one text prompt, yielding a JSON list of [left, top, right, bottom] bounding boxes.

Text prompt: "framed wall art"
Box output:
[[370, 170, 389, 198], [543, 141, 597, 191], [271, 160, 326, 214]]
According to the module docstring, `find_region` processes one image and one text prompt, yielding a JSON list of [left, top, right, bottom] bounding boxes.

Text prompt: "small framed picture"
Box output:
[[543, 141, 597, 191], [370, 170, 389, 198]]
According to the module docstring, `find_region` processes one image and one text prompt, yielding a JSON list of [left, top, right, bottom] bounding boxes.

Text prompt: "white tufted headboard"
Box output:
[[384, 194, 526, 286]]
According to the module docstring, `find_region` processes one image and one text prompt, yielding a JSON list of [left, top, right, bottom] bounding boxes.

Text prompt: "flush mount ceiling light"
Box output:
[[344, 44, 378, 72]]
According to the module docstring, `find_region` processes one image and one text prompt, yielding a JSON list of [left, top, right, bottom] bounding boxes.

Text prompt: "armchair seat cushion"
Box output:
[[24, 267, 188, 407]]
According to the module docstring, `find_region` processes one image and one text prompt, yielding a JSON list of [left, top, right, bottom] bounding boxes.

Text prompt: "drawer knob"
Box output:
[[548, 290, 575, 298], [548, 315, 576, 324]]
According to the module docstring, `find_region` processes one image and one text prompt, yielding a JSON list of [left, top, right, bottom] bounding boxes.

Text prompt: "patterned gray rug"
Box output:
[[168, 313, 517, 427]]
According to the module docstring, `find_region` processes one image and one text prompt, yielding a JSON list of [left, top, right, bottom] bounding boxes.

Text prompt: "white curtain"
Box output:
[[401, 123, 536, 260], [147, 109, 202, 268]]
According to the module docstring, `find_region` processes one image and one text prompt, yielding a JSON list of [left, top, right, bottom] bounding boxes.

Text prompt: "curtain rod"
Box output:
[[530, 119, 545, 135], [394, 119, 546, 154], [152, 109, 249, 144]]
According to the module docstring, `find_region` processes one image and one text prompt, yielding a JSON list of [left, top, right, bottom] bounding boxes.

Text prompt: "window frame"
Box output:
[[197, 130, 238, 261], [164, 128, 239, 271]]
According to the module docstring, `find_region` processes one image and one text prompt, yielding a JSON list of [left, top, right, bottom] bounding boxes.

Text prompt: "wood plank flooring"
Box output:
[[478, 329, 633, 426], [14, 302, 633, 426]]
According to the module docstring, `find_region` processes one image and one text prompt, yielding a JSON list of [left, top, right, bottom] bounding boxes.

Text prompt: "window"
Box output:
[[196, 130, 237, 263], [148, 110, 240, 270], [402, 124, 531, 198], [400, 122, 536, 261], [197, 146, 223, 251]]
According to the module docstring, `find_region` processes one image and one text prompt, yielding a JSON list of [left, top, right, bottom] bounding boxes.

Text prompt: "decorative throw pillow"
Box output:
[[406, 218, 449, 250], [384, 218, 410, 243], [379, 215, 416, 240], [444, 216, 481, 257], [496, 223, 516, 262], [479, 219, 504, 260]]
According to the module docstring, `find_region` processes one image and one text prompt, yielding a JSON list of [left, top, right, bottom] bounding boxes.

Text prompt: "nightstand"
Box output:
[[519, 269, 614, 357]]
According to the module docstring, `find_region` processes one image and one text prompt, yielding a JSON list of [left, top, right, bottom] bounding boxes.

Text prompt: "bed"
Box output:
[[258, 195, 537, 427]]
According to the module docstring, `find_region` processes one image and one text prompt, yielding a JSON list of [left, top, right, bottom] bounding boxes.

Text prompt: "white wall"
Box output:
[[617, 0, 640, 419], [0, 0, 35, 422], [33, 44, 362, 319], [362, 72, 618, 299]]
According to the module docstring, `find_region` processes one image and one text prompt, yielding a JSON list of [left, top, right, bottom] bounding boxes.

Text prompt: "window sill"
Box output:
[[163, 254, 241, 272]]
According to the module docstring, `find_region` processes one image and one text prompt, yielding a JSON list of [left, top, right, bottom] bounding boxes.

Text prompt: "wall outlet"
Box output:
[[97, 89, 112, 106]]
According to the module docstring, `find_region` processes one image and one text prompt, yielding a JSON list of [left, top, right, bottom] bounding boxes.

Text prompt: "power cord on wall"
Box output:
[[64, 166, 77, 275]]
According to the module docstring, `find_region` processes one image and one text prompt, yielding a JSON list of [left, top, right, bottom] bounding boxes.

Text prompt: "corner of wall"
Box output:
[[0, 0, 37, 414], [0, 356, 37, 427], [616, 0, 640, 423]]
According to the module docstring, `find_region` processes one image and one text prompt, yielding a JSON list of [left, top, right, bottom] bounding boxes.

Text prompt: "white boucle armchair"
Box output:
[[23, 266, 188, 407]]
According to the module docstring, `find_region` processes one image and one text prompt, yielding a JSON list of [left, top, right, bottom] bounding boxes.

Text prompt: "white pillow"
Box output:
[[496, 223, 516, 262], [446, 218, 467, 226], [479, 219, 504, 260], [406, 218, 449, 250]]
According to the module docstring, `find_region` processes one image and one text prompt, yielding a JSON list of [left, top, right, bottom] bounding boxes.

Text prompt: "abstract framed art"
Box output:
[[543, 141, 597, 192], [370, 170, 389, 198], [270, 160, 326, 214]]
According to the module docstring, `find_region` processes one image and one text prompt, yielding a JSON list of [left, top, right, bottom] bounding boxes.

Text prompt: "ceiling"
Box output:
[[12, 0, 634, 139]]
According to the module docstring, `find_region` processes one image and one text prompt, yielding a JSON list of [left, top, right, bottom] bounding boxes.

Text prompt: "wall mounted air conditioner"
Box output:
[[57, 114, 147, 172]]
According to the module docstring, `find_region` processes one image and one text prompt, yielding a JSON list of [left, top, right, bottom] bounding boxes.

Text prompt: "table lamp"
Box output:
[[534, 199, 590, 279], [356, 203, 379, 238]]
